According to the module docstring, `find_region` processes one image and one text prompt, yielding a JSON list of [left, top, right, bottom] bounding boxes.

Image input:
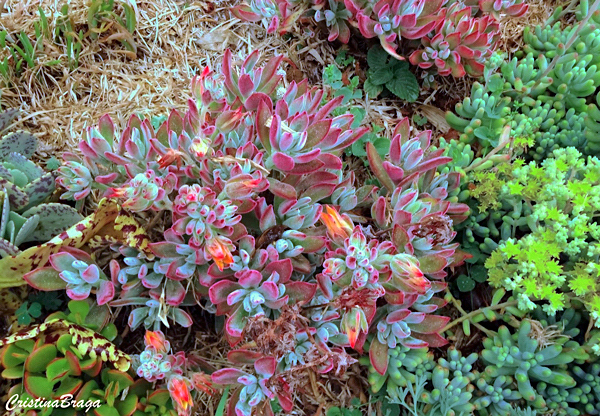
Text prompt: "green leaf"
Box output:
[[28, 302, 42, 318], [487, 75, 505, 93], [369, 67, 394, 85], [381, 402, 401, 416], [25, 344, 58, 373], [387, 67, 419, 102], [16, 302, 32, 325], [351, 140, 367, 157], [457, 275, 476, 292], [47, 357, 73, 382], [364, 77, 383, 98], [373, 137, 390, 156], [367, 45, 389, 69], [215, 386, 230, 416], [115, 392, 138, 416], [327, 407, 344, 416], [93, 405, 121, 416], [349, 107, 366, 129], [24, 374, 55, 398], [470, 265, 488, 283]]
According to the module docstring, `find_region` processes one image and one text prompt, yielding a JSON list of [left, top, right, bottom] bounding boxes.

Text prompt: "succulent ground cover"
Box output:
[[2, 0, 600, 416]]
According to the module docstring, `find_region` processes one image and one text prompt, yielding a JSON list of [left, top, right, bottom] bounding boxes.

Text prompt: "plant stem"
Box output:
[[442, 291, 518, 336]]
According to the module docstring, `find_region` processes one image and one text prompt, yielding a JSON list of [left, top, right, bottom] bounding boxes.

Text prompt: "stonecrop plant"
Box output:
[[39, 48, 472, 415]]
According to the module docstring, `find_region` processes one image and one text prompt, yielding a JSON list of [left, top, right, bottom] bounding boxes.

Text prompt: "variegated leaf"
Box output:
[[0, 318, 131, 372], [0, 199, 119, 288]]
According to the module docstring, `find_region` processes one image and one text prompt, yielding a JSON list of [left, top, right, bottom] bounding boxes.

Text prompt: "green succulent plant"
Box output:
[[362, 343, 435, 394], [481, 321, 576, 408], [474, 374, 521, 416], [0, 300, 177, 416], [446, 0, 600, 158], [0, 109, 82, 258]]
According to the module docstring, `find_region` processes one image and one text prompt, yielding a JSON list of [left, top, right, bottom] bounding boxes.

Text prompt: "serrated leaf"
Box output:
[[370, 67, 394, 85], [364, 77, 383, 98], [0, 109, 19, 135], [367, 45, 389, 69], [386, 68, 419, 102], [14, 214, 40, 246], [0, 131, 37, 159]]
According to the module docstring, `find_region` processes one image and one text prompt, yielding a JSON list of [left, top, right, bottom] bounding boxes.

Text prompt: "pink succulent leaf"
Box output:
[[369, 338, 389, 375], [209, 280, 241, 305], [259, 281, 280, 301], [409, 314, 450, 334], [263, 259, 292, 282], [66, 286, 91, 300], [238, 270, 264, 288], [267, 178, 296, 199], [211, 368, 248, 385], [272, 152, 296, 171], [49, 251, 78, 271], [386, 309, 412, 324], [165, 279, 186, 305], [412, 332, 449, 347], [96, 280, 115, 305], [173, 308, 193, 327], [254, 357, 276, 378], [228, 349, 263, 365], [226, 307, 247, 338], [285, 281, 317, 305], [81, 264, 100, 284], [277, 391, 294, 412]]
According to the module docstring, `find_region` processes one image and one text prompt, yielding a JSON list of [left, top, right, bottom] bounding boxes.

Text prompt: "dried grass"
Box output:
[[498, 0, 556, 55], [0, 0, 263, 153]]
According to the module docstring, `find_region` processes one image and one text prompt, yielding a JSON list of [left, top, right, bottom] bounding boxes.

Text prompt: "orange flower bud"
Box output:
[[206, 238, 234, 271], [320, 205, 353, 242], [168, 376, 193, 416], [144, 330, 169, 353]]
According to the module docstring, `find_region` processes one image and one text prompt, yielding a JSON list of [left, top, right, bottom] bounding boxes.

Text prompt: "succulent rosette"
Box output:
[[212, 353, 293, 416], [409, 4, 501, 77], [211, 259, 316, 341]]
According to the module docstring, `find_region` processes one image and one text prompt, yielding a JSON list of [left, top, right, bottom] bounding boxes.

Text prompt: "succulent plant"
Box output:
[[363, 343, 435, 394], [481, 322, 577, 407], [314, 0, 353, 43], [410, 4, 500, 77], [0, 190, 79, 258], [210, 260, 315, 342], [0, 109, 82, 258], [131, 330, 214, 416], [474, 374, 522, 416], [0, 300, 174, 416], [23, 247, 114, 305], [420, 355, 477, 416], [0, 109, 56, 212], [445, 81, 512, 147], [47, 46, 480, 416], [353, 0, 445, 59], [211, 351, 293, 416], [572, 364, 600, 415]]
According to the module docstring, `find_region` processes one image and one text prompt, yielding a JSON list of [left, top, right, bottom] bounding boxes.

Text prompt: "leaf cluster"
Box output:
[[365, 46, 419, 102]]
